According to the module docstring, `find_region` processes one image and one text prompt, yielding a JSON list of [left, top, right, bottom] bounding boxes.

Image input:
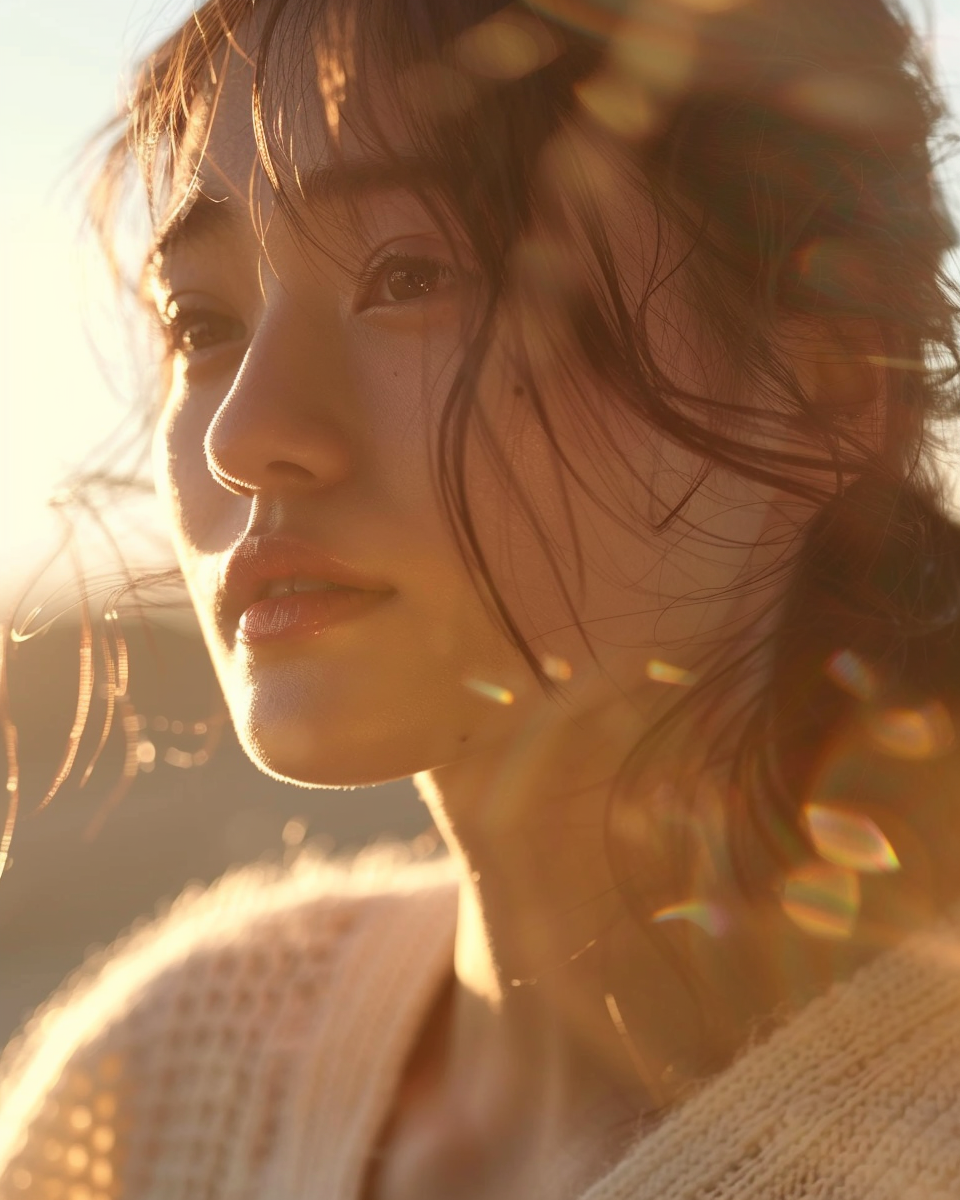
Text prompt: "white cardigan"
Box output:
[[1, 849, 959, 1199]]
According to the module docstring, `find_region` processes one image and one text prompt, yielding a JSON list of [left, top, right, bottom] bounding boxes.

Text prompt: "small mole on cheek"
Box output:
[[513, 385, 525, 397]]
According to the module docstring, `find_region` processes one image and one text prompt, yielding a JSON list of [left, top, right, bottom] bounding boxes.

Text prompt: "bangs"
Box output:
[[121, 0, 546, 231]]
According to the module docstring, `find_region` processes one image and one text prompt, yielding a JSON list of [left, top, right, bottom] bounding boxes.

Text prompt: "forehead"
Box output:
[[164, 23, 316, 220], [159, 10, 408, 235]]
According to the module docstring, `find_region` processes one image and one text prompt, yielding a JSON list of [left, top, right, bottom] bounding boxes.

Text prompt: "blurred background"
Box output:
[[0, 0, 958, 1048]]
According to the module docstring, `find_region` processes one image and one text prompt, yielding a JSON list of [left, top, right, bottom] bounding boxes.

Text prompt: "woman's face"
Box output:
[[150, 39, 789, 788]]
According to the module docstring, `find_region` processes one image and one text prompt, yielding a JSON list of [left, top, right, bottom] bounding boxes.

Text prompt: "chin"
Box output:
[[235, 716, 432, 788], [222, 663, 472, 789], [211, 622, 531, 788]]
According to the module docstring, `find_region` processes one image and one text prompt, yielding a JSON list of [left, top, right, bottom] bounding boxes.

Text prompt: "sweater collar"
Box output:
[[276, 863, 459, 1200], [271, 867, 960, 1200]]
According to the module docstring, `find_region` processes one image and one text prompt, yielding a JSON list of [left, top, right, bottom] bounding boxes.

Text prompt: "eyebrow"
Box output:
[[146, 156, 445, 271], [148, 191, 239, 268]]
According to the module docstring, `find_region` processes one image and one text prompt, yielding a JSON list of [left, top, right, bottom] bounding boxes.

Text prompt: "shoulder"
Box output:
[[0, 845, 457, 1193], [596, 910, 960, 1200]]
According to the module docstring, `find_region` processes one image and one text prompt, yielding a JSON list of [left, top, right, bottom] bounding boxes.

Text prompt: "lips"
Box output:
[[220, 535, 396, 645]]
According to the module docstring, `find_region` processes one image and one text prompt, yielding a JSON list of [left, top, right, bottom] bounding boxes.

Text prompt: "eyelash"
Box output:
[[159, 304, 245, 359], [354, 249, 463, 308], [157, 248, 468, 360]]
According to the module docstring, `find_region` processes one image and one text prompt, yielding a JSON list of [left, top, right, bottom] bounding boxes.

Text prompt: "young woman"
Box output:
[[2, 0, 960, 1196]]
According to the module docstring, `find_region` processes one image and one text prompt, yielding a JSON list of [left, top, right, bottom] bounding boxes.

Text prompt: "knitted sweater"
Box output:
[[1, 848, 959, 1200]]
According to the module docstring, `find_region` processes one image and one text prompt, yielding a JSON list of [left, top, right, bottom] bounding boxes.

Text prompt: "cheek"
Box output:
[[152, 371, 248, 557], [461, 350, 778, 686], [347, 318, 449, 483]]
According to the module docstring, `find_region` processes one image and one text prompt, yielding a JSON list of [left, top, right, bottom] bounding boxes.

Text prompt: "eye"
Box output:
[[160, 298, 246, 358], [359, 252, 460, 309]]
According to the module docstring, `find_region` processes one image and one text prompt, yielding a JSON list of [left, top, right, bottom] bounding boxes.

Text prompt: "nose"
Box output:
[[204, 301, 354, 498]]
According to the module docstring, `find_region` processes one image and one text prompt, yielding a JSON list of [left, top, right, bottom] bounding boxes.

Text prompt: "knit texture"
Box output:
[[1, 847, 959, 1200]]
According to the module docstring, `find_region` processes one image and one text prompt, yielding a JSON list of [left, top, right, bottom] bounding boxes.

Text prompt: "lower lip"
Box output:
[[237, 588, 394, 644]]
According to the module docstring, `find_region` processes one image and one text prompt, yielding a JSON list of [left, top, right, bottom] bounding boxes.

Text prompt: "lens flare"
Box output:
[[782, 861, 860, 940], [868, 701, 955, 760], [802, 802, 900, 874], [464, 678, 516, 705], [823, 648, 878, 703], [646, 659, 698, 687], [652, 900, 728, 936]]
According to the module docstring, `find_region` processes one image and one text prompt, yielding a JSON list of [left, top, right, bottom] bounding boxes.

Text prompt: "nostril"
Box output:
[[266, 461, 318, 486]]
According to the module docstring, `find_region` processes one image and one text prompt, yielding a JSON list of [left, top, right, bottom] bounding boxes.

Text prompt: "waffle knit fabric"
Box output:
[[1, 848, 959, 1200]]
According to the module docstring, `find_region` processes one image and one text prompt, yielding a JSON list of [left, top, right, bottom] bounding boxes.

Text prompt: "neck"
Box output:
[[412, 676, 741, 1190]]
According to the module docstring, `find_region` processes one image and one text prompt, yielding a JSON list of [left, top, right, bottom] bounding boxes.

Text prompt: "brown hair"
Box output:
[[85, 0, 960, 1046]]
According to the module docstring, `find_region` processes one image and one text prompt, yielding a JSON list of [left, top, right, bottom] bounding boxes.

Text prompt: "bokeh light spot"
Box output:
[[782, 861, 860, 940], [823, 648, 878, 703], [791, 236, 877, 304], [456, 12, 558, 81], [282, 817, 308, 847], [541, 653, 573, 681], [576, 72, 657, 138], [646, 659, 698, 687], [90, 1126, 115, 1154], [164, 747, 195, 769], [802, 802, 900, 873], [89, 1159, 113, 1188], [464, 678, 516, 705], [781, 73, 906, 134], [65, 1144, 89, 1175], [67, 1106, 93, 1133], [652, 900, 728, 936], [92, 1093, 117, 1121], [868, 701, 955, 760]]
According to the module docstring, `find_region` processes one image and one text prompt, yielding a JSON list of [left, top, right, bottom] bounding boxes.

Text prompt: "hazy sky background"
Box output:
[[1, 0, 958, 614]]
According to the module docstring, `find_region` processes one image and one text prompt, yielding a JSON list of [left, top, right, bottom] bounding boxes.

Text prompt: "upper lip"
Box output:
[[219, 534, 395, 630]]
